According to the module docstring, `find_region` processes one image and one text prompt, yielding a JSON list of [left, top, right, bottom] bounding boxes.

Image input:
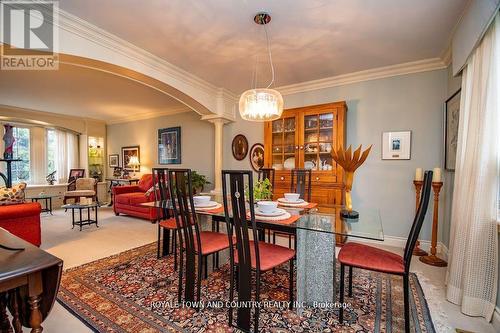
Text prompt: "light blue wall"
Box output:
[[224, 69, 448, 241]]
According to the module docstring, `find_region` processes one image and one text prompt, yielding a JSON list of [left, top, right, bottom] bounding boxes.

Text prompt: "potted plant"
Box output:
[[191, 171, 211, 194]]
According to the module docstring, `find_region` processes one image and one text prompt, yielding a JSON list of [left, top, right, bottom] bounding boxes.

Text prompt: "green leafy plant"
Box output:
[[191, 170, 211, 194], [246, 178, 273, 201]]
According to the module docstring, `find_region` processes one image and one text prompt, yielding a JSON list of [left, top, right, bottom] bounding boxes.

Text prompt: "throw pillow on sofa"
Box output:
[[0, 182, 27, 206]]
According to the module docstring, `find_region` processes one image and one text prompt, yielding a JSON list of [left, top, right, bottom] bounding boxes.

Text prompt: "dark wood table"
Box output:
[[0, 227, 63, 333], [105, 178, 140, 206]]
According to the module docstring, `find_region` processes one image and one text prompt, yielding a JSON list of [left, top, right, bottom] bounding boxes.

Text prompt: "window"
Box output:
[[11, 127, 30, 183], [47, 129, 56, 174]]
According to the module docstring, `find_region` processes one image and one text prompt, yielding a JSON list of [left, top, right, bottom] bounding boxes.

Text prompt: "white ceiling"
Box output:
[[0, 63, 187, 123], [60, 0, 467, 93]]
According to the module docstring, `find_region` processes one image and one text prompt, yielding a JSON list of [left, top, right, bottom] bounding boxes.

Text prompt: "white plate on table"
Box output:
[[255, 207, 287, 217], [277, 198, 305, 204], [194, 201, 219, 208]]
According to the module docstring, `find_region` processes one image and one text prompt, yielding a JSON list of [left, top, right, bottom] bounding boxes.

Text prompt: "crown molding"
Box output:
[[440, 45, 452, 67], [276, 58, 447, 96], [106, 107, 191, 125], [53, 8, 222, 97]]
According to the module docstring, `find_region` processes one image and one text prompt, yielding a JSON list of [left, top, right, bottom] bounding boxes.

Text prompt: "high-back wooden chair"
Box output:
[[222, 170, 295, 333], [338, 170, 433, 333], [168, 169, 229, 304], [258, 168, 275, 188], [152, 168, 179, 264], [290, 168, 312, 202]]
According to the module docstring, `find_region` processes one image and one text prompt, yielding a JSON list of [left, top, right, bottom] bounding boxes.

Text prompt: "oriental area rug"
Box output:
[[57, 243, 435, 332]]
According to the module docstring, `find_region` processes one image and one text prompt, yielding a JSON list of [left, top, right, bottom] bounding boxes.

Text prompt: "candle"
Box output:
[[415, 168, 423, 181], [432, 167, 442, 182]]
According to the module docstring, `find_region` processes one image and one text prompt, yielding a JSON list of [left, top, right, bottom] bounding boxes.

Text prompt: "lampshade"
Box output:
[[128, 156, 140, 167], [239, 88, 284, 122]]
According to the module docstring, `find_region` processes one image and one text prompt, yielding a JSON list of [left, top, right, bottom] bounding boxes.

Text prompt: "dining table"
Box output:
[[143, 194, 384, 331]]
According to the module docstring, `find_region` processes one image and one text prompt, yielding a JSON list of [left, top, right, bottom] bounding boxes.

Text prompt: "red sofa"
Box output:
[[113, 174, 158, 222], [0, 202, 42, 246]]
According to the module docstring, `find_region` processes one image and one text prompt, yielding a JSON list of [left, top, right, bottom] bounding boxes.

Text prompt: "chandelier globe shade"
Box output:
[[238, 88, 284, 122]]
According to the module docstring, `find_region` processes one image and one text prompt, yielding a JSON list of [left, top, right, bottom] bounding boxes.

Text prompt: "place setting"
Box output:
[[192, 195, 223, 214], [251, 200, 300, 225], [277, 192, 318, 209]]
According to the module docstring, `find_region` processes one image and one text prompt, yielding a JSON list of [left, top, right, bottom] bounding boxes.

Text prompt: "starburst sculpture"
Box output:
[[332, 145, 372, 218]]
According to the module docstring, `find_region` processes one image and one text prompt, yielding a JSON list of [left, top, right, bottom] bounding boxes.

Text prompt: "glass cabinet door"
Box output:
[[303, 112, 335, 171], [271, 116, 296, 170]]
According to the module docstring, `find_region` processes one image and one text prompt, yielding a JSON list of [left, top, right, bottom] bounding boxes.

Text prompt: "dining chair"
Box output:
[[338, 170, 433, 333], [290, 168, 312, 202], [258, 168, 275, 188], [222, 170, 295, 333], [272, 168, 312, 247], [152, 168, 179, 268], [168, 169, 230, 304]]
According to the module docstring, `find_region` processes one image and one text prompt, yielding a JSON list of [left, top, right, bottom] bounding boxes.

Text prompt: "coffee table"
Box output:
[[61, 202, 99, 231], [27, 194, 57, 215]]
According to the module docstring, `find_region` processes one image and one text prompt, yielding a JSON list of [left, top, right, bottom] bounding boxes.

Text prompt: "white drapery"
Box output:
[[446, 13, 499, 320], [55, 130, 79, 183]]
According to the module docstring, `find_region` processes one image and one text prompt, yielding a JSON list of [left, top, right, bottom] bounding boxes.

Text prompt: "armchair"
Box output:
[[63, 178, 98, 205]]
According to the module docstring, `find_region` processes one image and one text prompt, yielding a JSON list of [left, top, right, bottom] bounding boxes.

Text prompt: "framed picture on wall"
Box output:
[[249, 143, 265, 171], [445, 89, 461, 171], [121, 146, 140, 171], [158, 127, 181, 164], [382, 131, 411, 160], [108, 154, 119, 168], [231, 134, 249, 160]]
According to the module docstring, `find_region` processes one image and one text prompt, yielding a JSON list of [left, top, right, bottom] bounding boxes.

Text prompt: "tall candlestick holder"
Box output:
[[420, 182, 447, 267], [412, 180, 428, 256]]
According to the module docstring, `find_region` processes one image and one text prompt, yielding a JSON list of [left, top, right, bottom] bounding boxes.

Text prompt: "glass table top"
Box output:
[[143, 193, 384, 242]]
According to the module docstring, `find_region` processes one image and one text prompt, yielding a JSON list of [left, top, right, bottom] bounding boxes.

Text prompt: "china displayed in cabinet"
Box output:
[[264, 102, 347, 207]]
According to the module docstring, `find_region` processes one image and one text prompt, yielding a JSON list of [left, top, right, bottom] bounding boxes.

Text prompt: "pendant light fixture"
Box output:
[[239, 12, 283, 122]]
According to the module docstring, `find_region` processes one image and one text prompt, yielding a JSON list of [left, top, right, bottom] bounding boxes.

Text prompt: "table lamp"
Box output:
[[128, 156, 140, 177]]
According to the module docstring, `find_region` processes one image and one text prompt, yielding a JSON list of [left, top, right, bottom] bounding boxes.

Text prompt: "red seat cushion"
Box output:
[[115, 192, 148, 206], [193, 231, 230, 255], [234, 241, 295, 271], [159, 218, 177, 229], [338, 242, 404, 274]]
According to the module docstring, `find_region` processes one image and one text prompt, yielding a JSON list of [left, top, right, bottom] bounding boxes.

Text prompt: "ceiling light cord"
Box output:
[[263, 24, 275, 89]]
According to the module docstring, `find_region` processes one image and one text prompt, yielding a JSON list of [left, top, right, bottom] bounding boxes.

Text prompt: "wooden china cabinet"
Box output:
[[264, 102, 347, 208]]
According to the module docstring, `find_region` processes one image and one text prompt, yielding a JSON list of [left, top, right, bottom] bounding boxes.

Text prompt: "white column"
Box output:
[[208, 118, 229, 194]]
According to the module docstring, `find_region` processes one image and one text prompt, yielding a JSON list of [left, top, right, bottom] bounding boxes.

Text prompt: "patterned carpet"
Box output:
[[57, 243, 435, 333]]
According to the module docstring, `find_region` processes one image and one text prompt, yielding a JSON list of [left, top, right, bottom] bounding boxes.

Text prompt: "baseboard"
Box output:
[[493, 307, 500, 332], [356, 235, 449, 261]]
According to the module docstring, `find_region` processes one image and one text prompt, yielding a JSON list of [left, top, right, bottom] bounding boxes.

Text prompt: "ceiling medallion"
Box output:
[[239, 12, 283, 122]]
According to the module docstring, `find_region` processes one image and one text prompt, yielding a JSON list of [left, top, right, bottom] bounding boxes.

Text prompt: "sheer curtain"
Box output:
[[446, 13, 499, 320], [55, 130, 79, 183]]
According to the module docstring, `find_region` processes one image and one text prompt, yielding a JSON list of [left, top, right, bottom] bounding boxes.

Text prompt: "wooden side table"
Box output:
[[0, 228, 63, 333]]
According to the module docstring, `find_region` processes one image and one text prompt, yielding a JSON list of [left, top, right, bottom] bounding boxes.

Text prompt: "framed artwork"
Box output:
[[249, 143, 265, 171], [445, 89, 461, 171], [158, 127, 181, 164], [108, 154, 119, 168], [121, 146, 140, 171], [232, 134, 249, 160], [382, 131, 411, 160]]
